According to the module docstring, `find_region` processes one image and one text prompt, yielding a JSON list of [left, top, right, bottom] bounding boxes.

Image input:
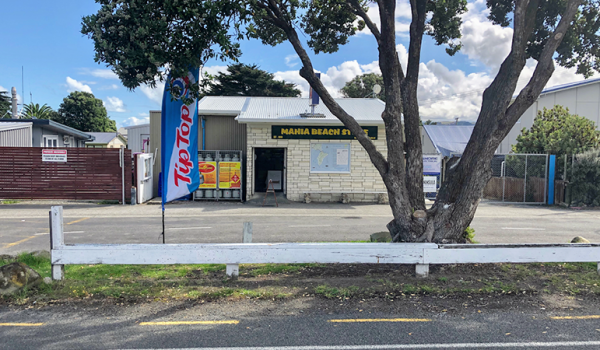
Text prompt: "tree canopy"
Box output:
[[513, 106, 600, 155], [340, 73, 385, 102], [202, 63, 301, 97], [0, 90, 10, 118], [23, 103, 54, 120], [54, 92, 116, 132], [82, 0, 600, 243]]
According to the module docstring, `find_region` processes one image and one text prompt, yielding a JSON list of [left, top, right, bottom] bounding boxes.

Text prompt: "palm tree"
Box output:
[[23, 103, 54, 119]]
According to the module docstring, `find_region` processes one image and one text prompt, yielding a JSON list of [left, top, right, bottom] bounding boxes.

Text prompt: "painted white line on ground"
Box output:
[[289, 225, 332, 228], [501, 228, 546, 231], [169, 227, 212, 230], [127, 340, 600, 349], [35, 231, 85, 236]]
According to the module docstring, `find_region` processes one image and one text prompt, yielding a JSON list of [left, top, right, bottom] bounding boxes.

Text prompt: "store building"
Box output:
[[150, 96, 388, 202]]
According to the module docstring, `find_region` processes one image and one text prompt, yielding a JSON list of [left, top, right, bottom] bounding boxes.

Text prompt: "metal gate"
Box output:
[[483, 154, 549, 204]]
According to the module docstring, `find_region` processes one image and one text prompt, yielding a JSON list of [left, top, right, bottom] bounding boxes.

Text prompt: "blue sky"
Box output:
[[1, 0, 590, 128]]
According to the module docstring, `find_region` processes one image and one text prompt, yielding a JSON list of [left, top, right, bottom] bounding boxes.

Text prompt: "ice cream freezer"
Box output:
[[193, 150, 243, 202]]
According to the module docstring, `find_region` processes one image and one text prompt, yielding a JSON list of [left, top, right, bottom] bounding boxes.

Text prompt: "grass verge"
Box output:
[[1, 253, 600, 306]]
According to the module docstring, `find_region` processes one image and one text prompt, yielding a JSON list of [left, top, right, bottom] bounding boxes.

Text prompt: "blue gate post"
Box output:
[[548, 155, 556, 205]]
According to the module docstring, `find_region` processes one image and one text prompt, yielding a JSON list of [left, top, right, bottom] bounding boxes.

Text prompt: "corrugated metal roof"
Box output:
[[423, 125, 474, 157], [539, 77, 600, 95], [196, 96, 385, 123], [197, 96, 250, 115], [123, 123, 149, 130], [86, 132, 120, 144], [237, 97, 385, 124], [0, 122, 32, 131]]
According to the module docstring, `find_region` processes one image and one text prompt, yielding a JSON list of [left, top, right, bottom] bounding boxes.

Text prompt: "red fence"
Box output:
[[0, 147, 131, 202]]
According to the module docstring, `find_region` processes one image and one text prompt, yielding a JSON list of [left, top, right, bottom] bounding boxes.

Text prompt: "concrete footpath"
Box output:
[[1, 199, 599, 255]]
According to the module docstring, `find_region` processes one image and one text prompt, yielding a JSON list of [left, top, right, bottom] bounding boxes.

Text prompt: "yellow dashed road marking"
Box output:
[[66, 217, 90, 225], [139, 320, 240, 326], [0, 323, 44, 327], [2, 235, 37, 248], [329, 318, 432, 323], [551, 315, 600, 320]]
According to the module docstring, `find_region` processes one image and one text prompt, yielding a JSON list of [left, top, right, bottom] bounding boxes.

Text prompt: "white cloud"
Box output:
[[86, 69, 119, 80], [99, 84, 119, 90], [66, 77, 93, 94], [357, 1, 411, 36], [285, 55, 299, 68], [103, 96, 127, 113], [122, 116, 150, 127]]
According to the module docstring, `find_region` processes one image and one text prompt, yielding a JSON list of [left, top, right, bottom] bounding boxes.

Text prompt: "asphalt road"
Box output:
[[2, 299, 600, 350], [1, 200, 600, 255]]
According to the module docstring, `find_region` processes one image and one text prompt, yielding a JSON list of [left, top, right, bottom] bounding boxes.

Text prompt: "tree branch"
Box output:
[[505, 0, 583, 126], [259, 0, 389, 175], [348, 0, 381, 43]]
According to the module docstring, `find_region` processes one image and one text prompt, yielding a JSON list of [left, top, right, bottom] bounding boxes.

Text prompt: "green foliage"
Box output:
[[54, 92, 116, 132], [202, 63, 300, 97], [340, 73, 385, 101], [570, 149, 600, 206], [487, 0, 600, 78], [0, 90, 10, 118], [23, 103, 54, 119], [463, 226, 476, 243], [513, 106, 600, 155], [82, 0, 467, 97]]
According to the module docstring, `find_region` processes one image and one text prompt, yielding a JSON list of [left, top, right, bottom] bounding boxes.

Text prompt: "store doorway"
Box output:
[[254, 148, 285, 193]]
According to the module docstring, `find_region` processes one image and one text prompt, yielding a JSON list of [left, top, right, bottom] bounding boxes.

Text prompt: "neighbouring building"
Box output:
[[0, 119, 94, 147], [124, 123, 150, 153], [86, 132, 127, 149], [499, 77, 600, 153], [150, 97, 387, 202]]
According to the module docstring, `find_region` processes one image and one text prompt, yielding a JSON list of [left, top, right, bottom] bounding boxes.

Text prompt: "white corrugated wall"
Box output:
[[0, 126, 32, 147], [126, 125, 150, 153]]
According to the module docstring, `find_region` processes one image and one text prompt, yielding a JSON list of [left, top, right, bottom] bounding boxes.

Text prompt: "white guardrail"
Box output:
[[49, 206, 600, 280]]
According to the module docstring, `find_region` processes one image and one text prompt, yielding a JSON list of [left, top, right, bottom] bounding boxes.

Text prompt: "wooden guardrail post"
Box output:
[[226, 222, 253, 278], [50, 206, 64, 281]]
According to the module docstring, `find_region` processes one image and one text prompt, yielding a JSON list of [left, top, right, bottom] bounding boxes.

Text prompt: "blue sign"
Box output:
[[310, 72, 321, 106], [161, 68, 200, 206]]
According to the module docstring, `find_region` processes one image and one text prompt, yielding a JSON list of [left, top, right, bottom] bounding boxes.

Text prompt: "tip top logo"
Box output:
[[170, 77, 190, 100]]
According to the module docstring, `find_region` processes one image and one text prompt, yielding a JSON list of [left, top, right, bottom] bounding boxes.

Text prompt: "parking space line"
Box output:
[[329, 318, 432, 323], [139, 320, 239, 326], [169, 227, 212, 230], [66, 217, 89, 225], [551, 315, 600, 320], [0, 323, 44, 327]]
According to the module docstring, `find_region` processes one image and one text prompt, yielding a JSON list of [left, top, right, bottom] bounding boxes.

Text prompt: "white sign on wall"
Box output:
[[42, 149, 67, 163], [423, 176, 437, 193]]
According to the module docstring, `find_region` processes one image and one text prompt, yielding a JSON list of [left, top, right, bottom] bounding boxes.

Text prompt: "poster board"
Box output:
[[310, 143, 351, 173], [218, 162, 241, 189], [198, 161, 217, 189]]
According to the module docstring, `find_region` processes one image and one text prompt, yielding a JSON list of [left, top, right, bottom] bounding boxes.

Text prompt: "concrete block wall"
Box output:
[[246, 124, 387, 202]]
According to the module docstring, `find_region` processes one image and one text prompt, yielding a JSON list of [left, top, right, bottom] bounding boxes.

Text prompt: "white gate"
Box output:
[[136, 153, 154, 204]]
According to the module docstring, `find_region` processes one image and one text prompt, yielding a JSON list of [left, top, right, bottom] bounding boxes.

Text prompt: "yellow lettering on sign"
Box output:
[[312, 129, 318, 135], [334, 129, 340, 135], [281, 128, 288, 135], [364, 129, 369, 135]]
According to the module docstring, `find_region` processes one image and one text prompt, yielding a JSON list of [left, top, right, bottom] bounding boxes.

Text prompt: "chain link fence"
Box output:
[[482, 154, 548, 203]]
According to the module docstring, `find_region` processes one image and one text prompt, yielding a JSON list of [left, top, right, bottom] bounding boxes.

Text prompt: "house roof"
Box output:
[[0, 122, 32, 132], [123, 123, 149, 130], [0, 119, 94, 140], [539, 77, 600, 96], [423, 125, 475, 157], [197, 96, 386, 124], [86, 132, 126, 144]]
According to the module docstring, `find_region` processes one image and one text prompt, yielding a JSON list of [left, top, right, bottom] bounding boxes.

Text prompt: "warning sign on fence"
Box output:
[[42, 149, 67, 163]]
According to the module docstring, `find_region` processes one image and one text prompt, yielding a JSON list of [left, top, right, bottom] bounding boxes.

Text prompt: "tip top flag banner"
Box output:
[[161, 68, 201, 207]]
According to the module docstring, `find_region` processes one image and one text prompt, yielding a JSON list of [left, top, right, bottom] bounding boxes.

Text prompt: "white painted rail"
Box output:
[[48, 206, 600, 280]]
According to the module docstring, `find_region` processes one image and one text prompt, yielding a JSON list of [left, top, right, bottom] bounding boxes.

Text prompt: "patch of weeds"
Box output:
[[437, 277, 448, 283], [245, 264, 311, 276], [314, 285, 360, 299], [402, 284, 418, 293], [463, 227, 476, 243], [97, 200, 119, 205], [0, 200, 19, 204]]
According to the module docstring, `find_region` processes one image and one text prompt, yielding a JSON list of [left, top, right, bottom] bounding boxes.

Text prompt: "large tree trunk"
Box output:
[[258, 0, 581, 244]]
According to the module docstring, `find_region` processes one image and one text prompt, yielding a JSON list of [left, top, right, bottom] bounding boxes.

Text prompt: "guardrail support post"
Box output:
[[597, 263, 600, 276], [226, 264, 239, 278], [415, 264, 429, 278], [50, 206, 64, 281], [226, 222, 253, 278]]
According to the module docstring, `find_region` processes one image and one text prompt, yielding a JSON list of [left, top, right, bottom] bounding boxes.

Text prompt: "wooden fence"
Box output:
[[483, 176, 546, 203], [0, 147, 131, 202]]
